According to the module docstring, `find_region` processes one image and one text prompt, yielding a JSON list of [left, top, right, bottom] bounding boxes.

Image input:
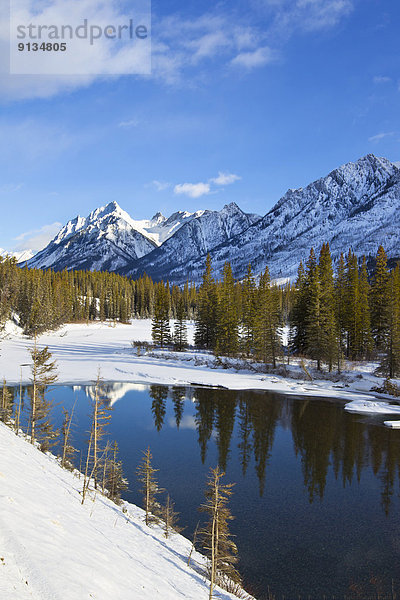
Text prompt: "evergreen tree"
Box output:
[[29, 339, 58, 450], [173, 296, 188, 351], [137, 447, 163, 526], [334, 252, 347, 364], [358, 256, 373, 359], [318, 243, 337, 371], [371, 245, 390, 350], [290, 261, 307, 355], [152, 283, 171, 348], [304, 248, 323, 369], [241, 264, 257, 357], [199, 466, 241, 599], [215, 262, 239, 357], [379, 264, 400, 378], [254, 266, 280, 367], [195, 254, 218, 350]]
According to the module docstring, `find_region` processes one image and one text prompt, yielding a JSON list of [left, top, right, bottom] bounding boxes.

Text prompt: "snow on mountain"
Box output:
[[124, 202, 261, 281], [27, 200, 259, 276], [175, 154, 400, 282], [22, 154, 400, 282], [27, 201, 158, 272], [0, 248, 34, 263], [0, 421, 245, 600], [129, 209, 206, 246]]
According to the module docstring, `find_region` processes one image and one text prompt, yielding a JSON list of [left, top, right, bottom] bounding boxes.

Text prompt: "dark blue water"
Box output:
[[15, 383, 400, 599]]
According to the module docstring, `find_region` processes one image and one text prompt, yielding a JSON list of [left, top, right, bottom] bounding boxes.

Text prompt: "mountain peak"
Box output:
[[151, 212, 167, 225]]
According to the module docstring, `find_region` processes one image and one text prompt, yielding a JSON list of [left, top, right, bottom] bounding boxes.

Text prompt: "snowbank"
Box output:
[[0, 319, 393, 409], [345, 399, 400, 415], [0, 421, 246, 600]]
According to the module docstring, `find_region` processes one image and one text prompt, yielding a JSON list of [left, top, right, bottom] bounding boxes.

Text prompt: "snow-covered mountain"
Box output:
[[24, 154, 400, 282], [0, 248, 34, 263], [27, 200, 260, 275], [123, 202, 261, 280], [160, 154, 400, 283]]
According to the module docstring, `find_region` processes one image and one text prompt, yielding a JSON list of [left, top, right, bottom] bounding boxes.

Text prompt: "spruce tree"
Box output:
[[241, 263, 257, 357], [173, 296, 188, 351], [195, 254, 218, 350], [371, 245, 390, 350], [379, 264, 400, 378], [358, 256, 373, 359], [318, 243, 337, 371], [29, 338, 58, 450], [215, 262, 239, 357], [334, 252, 347, 364], [304, 248, 323, 369], [152, 283, 171, 348], [254, 266, 281, 368], [290, 261, 307, 356]]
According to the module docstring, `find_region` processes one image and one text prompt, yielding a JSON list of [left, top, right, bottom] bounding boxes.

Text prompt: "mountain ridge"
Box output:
[[24, 154, 400, 282]]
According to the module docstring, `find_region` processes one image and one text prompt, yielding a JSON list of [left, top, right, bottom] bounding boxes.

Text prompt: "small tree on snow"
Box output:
[[137, 447, 163, 526], [1, 378, 13, 424], [29, 337, 58, 450], [199, 466, 241, 599], [161, 494, 183, 539], [104, 441, 128, 505]]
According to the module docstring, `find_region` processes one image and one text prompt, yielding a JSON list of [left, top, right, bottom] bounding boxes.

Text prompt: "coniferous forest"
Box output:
[[1, 243, 400, 378]]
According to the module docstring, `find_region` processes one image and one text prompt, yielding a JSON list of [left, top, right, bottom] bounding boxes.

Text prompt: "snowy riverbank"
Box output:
[[1, 319, 400, 414], [0, 421, 248, 600]]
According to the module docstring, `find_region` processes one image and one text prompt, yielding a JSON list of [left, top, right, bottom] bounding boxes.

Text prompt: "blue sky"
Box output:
[[0, 0, 400, 252]]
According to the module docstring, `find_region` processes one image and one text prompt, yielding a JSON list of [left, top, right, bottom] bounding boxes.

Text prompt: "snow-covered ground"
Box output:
[[0, 421, 247, 600], [0, 319, 399, 414]]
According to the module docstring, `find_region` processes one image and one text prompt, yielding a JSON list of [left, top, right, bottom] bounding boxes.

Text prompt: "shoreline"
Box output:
[[1, 319, 400, 416]]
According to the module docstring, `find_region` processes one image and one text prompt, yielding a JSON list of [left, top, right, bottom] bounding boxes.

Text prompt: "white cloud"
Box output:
[[151, 180, 171, 192], [174, 182, 211, 198], [14, 222, 62, 252], [373, 76, 392, 84], [231, 46, 276, 69], [211, 172, 241, 186], [118, 119, 140, 128], [0, 183, 24, 194], [173, 171, 241, 198], [368, 132, 395, 143]]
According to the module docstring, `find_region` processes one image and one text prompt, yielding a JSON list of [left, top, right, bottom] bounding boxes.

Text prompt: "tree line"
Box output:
[[0, 257, 197, 336], [187, 245, 400, 378], [2, 242, 400, 378]]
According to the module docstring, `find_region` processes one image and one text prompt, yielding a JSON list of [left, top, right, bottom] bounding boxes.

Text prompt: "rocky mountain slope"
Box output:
[[27, 200, 260, 276], [25, 154, 400, 282], [123, 202, 261, 280], [162, 154, 400, 283]]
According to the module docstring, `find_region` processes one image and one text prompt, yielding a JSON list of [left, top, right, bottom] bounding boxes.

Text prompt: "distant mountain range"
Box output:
[[0, 248, 34, 263], [23, 154, 400, 283]]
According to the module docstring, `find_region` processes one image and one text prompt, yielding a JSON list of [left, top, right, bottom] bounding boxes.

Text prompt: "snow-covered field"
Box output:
[[0, 421, 246, 600], [0, 319, 399, 414]]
